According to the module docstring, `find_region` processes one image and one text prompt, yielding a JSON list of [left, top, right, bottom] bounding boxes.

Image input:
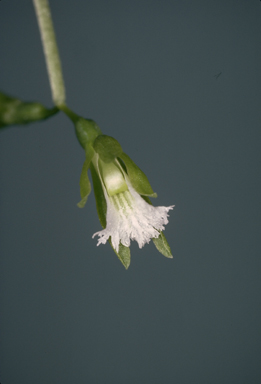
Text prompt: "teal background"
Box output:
[[1, 1, 261, 383]]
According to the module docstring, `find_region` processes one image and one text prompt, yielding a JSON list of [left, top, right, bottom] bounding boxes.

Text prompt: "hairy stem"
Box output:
[[32, 0, 66, 106]]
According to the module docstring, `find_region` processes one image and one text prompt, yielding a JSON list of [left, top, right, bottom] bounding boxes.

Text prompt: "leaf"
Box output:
[[93, 135, 123, 163], [109, 240, 131, 269], [119, 152, 157, 197], [77, 146, 95, 208], [0, 91, 58, 128], [152, 232, 173, 258]]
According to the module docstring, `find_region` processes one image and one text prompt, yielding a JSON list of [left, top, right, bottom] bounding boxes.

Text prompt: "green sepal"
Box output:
[[142, 195, 173, 258], [0, 91, 58, 128], [119, 152, 157, 197], [152, 231, 173, 258], [90, 163, 107, 228], [93, 135, 123, 163], [74, 117, 102, 150], [77, 146, 95, 208], [109, 240, 131, 269]]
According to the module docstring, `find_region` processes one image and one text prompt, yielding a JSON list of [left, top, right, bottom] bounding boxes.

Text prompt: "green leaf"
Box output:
[[93, 135, 123, 163], [77, 146, 95, 208], [152, 232, 173, 258], [119, 152, 157, 197], [109, 240, 131, 269], [90, 163, 107, 228], [74, 118, 102, 150], [0, 91, 58, 128]]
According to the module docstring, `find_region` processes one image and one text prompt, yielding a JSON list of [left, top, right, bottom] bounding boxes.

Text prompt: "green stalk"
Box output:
[[32, 0, 66, 107], [58, 104, 79, 123]]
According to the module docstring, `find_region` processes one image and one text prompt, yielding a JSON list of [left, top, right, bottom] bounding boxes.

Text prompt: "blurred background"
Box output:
[[0, 1, 260, 383]]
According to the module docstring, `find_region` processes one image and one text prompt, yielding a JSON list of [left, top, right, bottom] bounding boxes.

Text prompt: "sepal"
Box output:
[[77, 146, 95, 208], [74, 117, 102, 150], [119, 152, 157, 197], [152, 232, 173, 258], [90, 163, 107, 228], [0, 91, 58, 128], [93, 135, 123, 163], [109, 240, 131, 269]]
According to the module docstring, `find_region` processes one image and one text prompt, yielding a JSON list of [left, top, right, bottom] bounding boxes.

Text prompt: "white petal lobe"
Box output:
[[92, 179, 174, 252]]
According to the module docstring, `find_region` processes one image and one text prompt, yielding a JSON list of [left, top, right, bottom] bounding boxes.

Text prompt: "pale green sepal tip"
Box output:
[[93, 135, 123, 163], [119, 152, 157, 197], [77, 195, 89, 208], [152, 232, 173, 258], [109, 239, 131, 269]]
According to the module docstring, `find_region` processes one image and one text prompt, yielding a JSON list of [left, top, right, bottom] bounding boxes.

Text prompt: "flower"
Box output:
[[92, 155, 174, 252], [75, 129, 174, 268]]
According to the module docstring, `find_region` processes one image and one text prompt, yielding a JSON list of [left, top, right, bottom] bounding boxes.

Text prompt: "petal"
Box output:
[[92, 177, 174, 252]]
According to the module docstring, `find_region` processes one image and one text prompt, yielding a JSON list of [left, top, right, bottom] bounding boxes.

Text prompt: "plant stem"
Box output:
[[59, 104, 79, 123], [32, 0, 66, 107]]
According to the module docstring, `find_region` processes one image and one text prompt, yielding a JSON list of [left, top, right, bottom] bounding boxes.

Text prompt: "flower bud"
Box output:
[[0, 91, 57, 128]]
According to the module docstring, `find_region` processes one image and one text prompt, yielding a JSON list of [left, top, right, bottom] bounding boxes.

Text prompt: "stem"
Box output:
[[32, 0, 66, 106], [59, 104, 79, 123]]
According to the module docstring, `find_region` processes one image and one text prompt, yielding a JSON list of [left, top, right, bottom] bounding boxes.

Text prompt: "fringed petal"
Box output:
[[93, 178, 174, 252]]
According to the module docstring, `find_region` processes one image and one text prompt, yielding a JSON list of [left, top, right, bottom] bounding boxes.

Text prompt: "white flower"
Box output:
[[92, 156, 174, 252]]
